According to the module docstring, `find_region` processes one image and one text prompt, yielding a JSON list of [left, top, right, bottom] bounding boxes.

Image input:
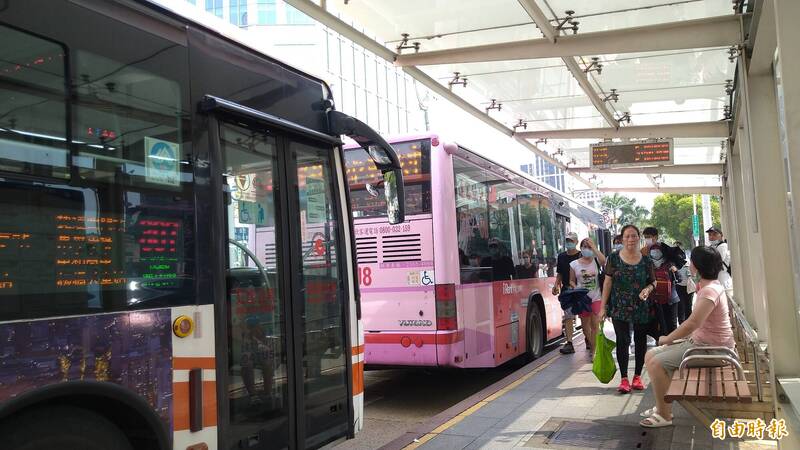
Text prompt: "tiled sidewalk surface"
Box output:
[[405, 341, 777, 450]]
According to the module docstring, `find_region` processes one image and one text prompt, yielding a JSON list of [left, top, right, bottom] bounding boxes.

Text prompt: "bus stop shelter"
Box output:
[[284, 0, 800, 446]]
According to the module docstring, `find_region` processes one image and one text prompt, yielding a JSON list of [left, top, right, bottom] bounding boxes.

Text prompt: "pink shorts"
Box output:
[[579, 301, 602, 318]]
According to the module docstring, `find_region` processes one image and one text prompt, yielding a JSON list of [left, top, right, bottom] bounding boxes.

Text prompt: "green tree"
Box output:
[[649, 194, 721, 247], [620, 203, 650, 231], [600, 193, 649, 234], [600, 193, 632, 235]]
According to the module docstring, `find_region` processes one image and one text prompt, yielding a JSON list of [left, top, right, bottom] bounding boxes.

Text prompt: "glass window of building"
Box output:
[[256, 0, 276, 25], [229, 0, 247, 26], [285, 4, 314, 25], [205, 0, 222, 18]]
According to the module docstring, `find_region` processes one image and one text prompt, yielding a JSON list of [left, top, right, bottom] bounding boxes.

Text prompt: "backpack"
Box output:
[[650, 265, 673, 305]]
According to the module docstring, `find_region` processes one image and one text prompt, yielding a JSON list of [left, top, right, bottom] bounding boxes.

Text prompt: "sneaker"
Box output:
[[632, 375, 645, 390], [618, 377, 631, 394], [559, 341, 575, 354]]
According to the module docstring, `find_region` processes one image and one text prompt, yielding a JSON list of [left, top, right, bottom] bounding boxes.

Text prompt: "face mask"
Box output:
[[613, 244, 623, 251], [645, 238, 655, 246], [650, 249, 663, 260], [566, 242, 577, 250], [709, 239, 720, 246], [580, 248, 594, 258], [689, 264, 701, 283]]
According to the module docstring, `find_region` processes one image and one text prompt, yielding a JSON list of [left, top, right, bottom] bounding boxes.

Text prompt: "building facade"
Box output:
[[172, 0, 426, 137]]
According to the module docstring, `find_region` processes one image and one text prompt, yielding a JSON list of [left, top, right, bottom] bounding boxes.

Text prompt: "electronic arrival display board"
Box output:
[[590, 139, 673, 169]]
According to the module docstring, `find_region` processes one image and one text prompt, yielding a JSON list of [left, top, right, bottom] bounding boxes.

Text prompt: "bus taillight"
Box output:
[[435, 283, 457, 330]]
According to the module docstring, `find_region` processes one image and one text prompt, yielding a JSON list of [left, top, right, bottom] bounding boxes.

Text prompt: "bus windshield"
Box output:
[[345, 139, 431, 218]]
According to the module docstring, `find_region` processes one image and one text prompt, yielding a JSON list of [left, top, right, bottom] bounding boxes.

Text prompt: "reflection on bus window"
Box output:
[[345, 139, 431, 218], [0, 25, 194, 320], [454, 156, 563, 282], [220, 122, 288, 446]]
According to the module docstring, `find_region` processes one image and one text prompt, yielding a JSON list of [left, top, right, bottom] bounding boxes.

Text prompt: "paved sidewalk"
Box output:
[[397, 339, 777, 450]]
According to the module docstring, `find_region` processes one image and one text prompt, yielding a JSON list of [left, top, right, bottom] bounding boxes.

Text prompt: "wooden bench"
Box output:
[[662, 299, 774, 426], [665, 348, 750, 402]]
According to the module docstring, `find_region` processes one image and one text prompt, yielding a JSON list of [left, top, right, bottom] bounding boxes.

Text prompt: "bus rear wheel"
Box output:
[[0, 405, 133, 450], [527, 302, 544, 359]]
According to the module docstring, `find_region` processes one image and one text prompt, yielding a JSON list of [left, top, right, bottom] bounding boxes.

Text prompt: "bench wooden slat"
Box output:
[[665, 370, 688, 402], [722, 366, 753, 403], [697, 367, 710, 400], [709, 367, 724, 401], [685, 368, 700, 397], [720, 366, 739, 401]]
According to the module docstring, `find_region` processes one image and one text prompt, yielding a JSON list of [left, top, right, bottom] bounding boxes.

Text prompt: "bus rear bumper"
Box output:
[[363, 331, 464, 367]]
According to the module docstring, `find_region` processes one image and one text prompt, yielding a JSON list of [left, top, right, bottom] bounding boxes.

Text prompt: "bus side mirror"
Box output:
[[328, 110, 406, 224], [382, 168, 404, 225]]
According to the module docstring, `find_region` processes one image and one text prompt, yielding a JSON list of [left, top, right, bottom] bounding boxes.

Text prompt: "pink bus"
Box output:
[[344, 134, 606, 368]]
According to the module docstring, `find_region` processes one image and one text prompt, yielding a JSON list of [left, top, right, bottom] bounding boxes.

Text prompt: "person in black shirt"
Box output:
[[481, 238, 516, 281], [553, 232, 582, 354], [515, 251, 537, 279]]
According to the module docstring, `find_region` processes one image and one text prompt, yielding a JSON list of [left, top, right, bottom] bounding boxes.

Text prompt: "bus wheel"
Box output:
[[0, 405, 133, 450], [527, 303, 544, 359]]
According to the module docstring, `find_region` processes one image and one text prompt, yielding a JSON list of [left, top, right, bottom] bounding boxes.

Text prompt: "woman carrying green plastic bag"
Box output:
[[593, 321, 616, 383]]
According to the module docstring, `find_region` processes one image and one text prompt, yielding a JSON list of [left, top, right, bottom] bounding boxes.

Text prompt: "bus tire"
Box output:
[[0, 405, 133, 450], [527, 300, 545, 359]]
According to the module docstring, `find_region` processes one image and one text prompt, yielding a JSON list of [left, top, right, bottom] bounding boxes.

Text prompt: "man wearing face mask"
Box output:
[[701, 227, 733, 298], [553, 232, 582, 354], [641, 227, 685, 337]]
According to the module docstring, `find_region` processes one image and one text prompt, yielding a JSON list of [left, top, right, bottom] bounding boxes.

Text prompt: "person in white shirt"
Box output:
[[688, 227, 733, 298], [568, 238, 607, 354]]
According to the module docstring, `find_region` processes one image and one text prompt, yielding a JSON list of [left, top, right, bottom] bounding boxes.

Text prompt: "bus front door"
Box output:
[[213, 113, 350, 449]]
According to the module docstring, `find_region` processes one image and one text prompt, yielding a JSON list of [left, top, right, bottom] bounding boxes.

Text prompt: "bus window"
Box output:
[[0, 26, 69, 179], [71, 47, 190, 187], [0, 24, 195, 321], [345, 138, 431, 218], [220, 122, 289, 448], [453, 157, 490, 283], [292, 141, 349, 446], [486, 182, 517, 281]]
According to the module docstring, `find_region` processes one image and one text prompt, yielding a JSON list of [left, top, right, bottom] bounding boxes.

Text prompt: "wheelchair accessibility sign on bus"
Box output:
[[407, 270, 435, 286]]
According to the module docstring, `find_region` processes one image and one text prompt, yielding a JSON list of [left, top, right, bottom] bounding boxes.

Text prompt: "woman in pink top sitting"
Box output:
[[639, 246, 734, 428]]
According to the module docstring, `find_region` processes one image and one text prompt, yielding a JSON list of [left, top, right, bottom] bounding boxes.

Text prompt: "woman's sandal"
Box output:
[[640, 413, 673, 428], [640, 406, 657, 418]]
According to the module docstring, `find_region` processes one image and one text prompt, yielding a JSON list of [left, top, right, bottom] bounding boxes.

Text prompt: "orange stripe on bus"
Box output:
[[173, 357, 216, 370], [173, 380, 218, 431], [352, 345, 364, 356], [363, 331, 464, 346], [352, 360, 364, 395]]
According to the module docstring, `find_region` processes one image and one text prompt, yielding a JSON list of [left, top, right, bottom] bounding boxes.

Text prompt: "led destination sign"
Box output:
[[590, 139, 673, 169]]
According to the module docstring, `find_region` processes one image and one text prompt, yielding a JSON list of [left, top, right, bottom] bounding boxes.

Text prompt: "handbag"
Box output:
[[593, 322, 617, 384]]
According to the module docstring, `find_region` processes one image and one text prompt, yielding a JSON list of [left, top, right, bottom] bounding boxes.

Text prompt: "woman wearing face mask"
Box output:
[[648, 243, 679, 336], [599, 225, 657, 393], [568, 238, 607, 354], [639, 246, 734, 428], [612, 234, 623, 252]]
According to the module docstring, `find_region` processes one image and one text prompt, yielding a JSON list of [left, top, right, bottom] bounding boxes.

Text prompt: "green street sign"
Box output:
[[692, 215, 700, 236]]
